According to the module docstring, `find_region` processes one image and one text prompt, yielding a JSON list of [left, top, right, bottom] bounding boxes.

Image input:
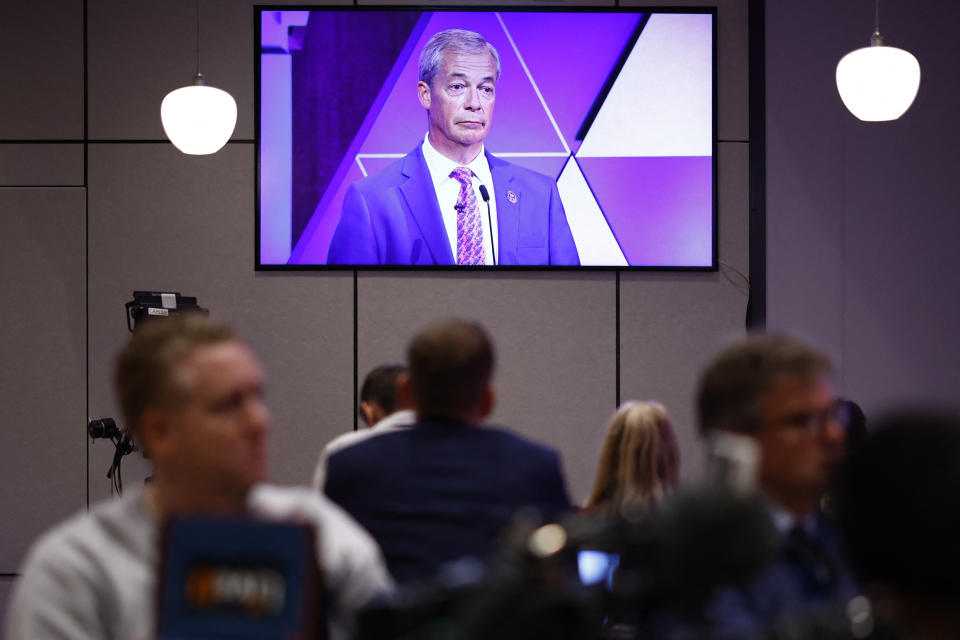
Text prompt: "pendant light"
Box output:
[[160, 0, 238, 154], [836, 0, 920, 122]]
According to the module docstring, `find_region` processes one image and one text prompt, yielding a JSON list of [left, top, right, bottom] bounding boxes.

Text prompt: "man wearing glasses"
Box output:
[[694, 334, 860, 635]]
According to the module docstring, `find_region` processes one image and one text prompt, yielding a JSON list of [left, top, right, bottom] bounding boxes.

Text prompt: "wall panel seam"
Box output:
[[0, 185, 85, 189], [616, 271, 621, 408], [84, 0, 90, 511]]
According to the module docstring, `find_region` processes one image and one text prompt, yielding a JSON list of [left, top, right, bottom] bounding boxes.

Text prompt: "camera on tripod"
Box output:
[[87, 416, 138, 494], [89, 290, 206, 494]]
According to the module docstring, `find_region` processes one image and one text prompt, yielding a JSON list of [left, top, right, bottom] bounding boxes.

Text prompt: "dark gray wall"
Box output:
[[0, 1, 748, 623], [765, 0, 960, 416]]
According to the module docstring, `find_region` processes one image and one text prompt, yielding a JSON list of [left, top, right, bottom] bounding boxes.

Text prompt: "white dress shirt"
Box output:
[[421, 133, 499, 265], [311, 409, 417, 492]]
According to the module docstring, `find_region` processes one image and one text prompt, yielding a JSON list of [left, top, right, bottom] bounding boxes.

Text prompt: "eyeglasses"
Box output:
[[767, 402, 845, 435]]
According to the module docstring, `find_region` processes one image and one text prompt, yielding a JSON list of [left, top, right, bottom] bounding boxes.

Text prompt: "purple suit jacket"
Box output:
[[326, 144, 579, 265]]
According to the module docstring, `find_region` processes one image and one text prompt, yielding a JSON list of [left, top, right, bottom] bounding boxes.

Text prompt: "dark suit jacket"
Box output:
[[323, 417, 572, 584], [698, 511, 861, 637], [326, 144, 580, 265]]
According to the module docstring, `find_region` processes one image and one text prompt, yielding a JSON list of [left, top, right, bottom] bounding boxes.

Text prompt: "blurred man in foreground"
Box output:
[[695, 334, 859, 634], [6, 314, 391, 640], [312, 363, 415, 491], [324, 319, 571, 584], [836, 410, 960, 640]]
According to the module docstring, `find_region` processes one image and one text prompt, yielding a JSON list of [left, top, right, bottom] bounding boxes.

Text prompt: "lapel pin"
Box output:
[[506, 190, 518, 204]]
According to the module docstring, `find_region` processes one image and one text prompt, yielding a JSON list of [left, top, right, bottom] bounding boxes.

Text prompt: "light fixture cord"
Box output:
[[191, 0, 204, 85], [195, 0, 200, 76], [870, 0, 884, 46]]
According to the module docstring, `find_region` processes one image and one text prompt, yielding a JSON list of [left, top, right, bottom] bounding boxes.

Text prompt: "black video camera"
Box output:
[[125, 291, 208, 332]]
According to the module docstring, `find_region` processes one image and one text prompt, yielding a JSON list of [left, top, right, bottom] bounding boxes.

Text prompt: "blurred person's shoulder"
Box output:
[[324, 410, 416, 459], [21, 490, 153, 571], [482, 423, 563, 458], [7, 491, 155, 640], [247, 484, 393, 602]]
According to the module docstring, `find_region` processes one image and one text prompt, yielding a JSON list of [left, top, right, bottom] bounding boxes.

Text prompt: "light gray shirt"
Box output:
[[5, 484, 393, 640]]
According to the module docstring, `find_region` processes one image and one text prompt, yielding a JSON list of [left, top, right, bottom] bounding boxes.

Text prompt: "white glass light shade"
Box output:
[[161, 84, 238, 155], [836, 45, 920, 122]]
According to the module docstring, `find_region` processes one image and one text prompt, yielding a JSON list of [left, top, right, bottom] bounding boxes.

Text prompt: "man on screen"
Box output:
[[326, 29, 580, 266]]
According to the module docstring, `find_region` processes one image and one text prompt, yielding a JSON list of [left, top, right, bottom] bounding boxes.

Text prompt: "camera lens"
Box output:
[[87, 418, 120, 440]]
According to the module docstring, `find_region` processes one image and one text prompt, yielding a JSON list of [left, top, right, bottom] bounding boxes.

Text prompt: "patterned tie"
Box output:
[[450, 167, 484, 265]]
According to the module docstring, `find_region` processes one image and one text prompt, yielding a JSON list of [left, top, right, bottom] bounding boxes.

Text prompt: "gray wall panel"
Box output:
[[764, 2, 848, 373], [88, 1, 216, 141], [0, 575, 15, 639], [0, 1, 83, 140], [716, 143, 750, 280], [87, 143, 354, 502], [0, 145, 84, 187], [619, 143, 749, 483], [618, 274, 746, 483], [0, 188, 86, 571], [87, 0, 349, 142], [842, 120, 960, 412], [356, 272, 616, 504]]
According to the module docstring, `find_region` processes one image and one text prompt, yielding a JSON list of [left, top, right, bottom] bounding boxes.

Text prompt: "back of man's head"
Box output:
[[115, 313, 237, 438], [359, 364, 408, 426], [406, 320, 494, 422], [697, 334, 833, 435], [835, 410, 960, 626]]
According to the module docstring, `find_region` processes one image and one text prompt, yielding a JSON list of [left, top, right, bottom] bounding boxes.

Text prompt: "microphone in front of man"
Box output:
[[478, 185, 496, 265]]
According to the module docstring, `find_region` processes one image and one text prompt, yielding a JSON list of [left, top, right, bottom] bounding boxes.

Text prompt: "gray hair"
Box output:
[[418, 29, 501, 88], [696, 334, 833, 435]]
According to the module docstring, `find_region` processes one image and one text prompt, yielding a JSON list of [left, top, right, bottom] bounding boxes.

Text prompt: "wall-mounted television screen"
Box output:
[[257, 7, 715, 269]]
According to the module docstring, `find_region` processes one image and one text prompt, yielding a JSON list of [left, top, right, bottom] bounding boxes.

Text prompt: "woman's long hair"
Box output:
[[584, 401, 680, 515]]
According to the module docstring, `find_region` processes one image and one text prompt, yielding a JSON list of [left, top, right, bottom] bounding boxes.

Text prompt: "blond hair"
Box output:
[[584, 401, 680, 515]]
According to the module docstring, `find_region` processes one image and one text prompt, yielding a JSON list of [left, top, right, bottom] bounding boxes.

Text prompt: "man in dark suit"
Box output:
[[694, 335, 860, 636], [326, 29, 579, 266], [324, 320, 572, 584]]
